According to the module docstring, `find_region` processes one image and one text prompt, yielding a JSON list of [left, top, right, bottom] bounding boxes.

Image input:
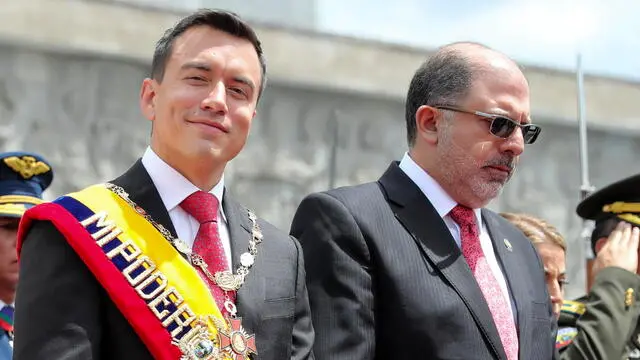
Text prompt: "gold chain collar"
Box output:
[[105, 183, 263, 293]]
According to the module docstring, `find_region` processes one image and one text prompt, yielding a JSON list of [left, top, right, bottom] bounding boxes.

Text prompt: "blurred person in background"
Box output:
[[499, 213, 567, 317], [13, 9, 314, 360], [0, 151, 53, 360]]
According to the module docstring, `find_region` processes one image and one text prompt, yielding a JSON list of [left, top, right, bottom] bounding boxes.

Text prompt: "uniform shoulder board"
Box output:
[[561, 300, 586, 317], [556, 326, 578, 349]]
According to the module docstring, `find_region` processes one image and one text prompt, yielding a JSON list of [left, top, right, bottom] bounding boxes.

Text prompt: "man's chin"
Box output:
[[470, 182, 504, 206], [186, 144, 222, 159], [0, 273, 19, 291], [8, 273, 18, 286]]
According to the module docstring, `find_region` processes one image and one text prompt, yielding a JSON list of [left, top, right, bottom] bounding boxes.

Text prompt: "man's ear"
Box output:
[[594, 237, 607, 254], [140, 78, 157, 122], [415, 105, 440, 145]]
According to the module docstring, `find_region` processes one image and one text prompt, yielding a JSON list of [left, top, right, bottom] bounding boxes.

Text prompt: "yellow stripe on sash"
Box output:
[[70, 184, 225, 338]]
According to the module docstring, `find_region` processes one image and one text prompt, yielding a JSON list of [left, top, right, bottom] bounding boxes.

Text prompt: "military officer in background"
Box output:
[[558, 173, 640, 359], [0, 151, 53, 360]]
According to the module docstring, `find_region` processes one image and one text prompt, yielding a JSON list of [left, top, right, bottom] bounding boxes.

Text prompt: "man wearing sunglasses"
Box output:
[[291, 42, 556, 360]]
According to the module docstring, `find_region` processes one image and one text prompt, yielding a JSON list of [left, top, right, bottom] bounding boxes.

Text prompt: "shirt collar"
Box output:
[[398, 152, 482, 224], [141, 147, 226, 222]]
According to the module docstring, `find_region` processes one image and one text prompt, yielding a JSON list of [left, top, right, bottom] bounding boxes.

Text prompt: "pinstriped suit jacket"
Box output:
[[290, 162, 557, 360]]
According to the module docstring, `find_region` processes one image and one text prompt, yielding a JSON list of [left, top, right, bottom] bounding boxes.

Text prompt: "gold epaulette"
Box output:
[[602, 201, 640, 226], [561, 300, 586, 317]]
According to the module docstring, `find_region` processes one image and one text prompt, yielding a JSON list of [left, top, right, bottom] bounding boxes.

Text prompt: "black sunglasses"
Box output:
[[434, 105, 541, 144]]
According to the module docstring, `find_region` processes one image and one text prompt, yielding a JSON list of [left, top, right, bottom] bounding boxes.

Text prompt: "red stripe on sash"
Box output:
[[17, 203, 181, 360]]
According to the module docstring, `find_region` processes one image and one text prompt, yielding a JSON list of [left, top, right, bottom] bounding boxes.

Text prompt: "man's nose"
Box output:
[[201, 81, 228, 115]]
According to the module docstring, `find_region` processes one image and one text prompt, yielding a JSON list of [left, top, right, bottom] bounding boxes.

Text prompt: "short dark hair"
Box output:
[[591, 216, 622, 254], [404, 42, 490, 146], [150, 9, 267, 101]]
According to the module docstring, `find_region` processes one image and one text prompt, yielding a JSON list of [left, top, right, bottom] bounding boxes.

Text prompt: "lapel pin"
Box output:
[[503, 239, 513, 252]]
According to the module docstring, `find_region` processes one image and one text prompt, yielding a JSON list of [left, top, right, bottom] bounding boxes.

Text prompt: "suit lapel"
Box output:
[[378, 162, 507, 360], [222, 192, 263, 326], [109, 159, 177, 238], [483, 210, 531, 358], [111, 163, 263, 326]]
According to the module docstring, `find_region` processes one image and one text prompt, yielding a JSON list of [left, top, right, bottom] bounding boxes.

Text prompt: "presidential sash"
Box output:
[[17, 184, 240, 360]]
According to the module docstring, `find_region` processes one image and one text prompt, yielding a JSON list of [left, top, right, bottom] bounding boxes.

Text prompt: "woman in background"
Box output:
[[500, 213, 566, 317]]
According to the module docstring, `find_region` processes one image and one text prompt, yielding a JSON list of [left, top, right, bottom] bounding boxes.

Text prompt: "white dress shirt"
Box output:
[[0, 300, 14, 310], [141, 147, 232, 269], [398, 152, 515, 317]]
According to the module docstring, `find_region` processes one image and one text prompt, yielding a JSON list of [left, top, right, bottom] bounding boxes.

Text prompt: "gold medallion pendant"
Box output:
[[175, 324, 221, 360], [174, 315, 256, 360]]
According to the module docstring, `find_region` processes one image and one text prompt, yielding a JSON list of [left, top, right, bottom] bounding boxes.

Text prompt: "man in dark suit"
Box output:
[[290, 42, 555, 360], [0, 151, 54, 360], [14, 9, 314, 360]]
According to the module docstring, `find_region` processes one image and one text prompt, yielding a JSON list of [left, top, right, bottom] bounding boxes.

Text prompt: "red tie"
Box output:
[[180, 191, 235, 317], [449, 205, 519, 360]]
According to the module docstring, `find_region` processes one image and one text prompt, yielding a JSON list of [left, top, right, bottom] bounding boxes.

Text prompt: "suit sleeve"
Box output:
[[290, 235, 315, 360], [290, 192, 374, 360], [559, 267, 640, 360], [14, 220, 102, 360]]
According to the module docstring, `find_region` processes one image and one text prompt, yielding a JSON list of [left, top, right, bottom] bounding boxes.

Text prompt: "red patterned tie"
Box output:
[[180, 191, 235, 317], [450, 205, 519, 360]]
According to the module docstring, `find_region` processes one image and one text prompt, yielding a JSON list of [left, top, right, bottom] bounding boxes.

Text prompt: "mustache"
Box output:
[[484, 156, 516, 170]]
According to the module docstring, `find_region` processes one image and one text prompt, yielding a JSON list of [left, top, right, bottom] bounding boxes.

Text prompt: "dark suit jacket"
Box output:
[[290, 162, 557, 360], [14, 160, 314, 360]]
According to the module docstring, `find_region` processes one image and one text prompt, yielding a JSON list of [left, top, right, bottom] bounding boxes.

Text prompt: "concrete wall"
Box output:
[[2, 0, 640, 298], [108, 0, 318, 30]]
